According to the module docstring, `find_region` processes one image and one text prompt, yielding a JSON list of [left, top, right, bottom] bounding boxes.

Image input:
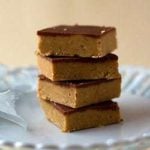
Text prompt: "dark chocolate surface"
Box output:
[[39, 53, 118, 63], [39, 75, 121, 88], [37, 25, 115, 37], [49, 100, 118, 115]]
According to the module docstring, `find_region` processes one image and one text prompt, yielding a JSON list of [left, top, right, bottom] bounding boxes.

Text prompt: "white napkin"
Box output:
[[0, 65, 38, 129], [0, 90, 27, 128], [120, 66, 150, 98]]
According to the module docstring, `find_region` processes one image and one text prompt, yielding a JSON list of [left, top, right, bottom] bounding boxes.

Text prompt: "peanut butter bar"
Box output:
[[37, 25, 117, 57], [38, 75, 121, 108], [37, 54, 120, 81], [39, 99, 121, 132]]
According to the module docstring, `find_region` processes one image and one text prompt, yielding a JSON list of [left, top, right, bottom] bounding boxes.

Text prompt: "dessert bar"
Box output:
[[37, 54, 120, 81], [37, 25, 117, 57], [38, 75, 121, 108], [39, 99, 121, 132]]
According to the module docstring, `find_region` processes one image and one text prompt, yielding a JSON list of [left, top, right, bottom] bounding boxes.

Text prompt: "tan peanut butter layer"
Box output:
[[38, 75, 121, 108], [37, 25, 117, 57], [37, 53, 120, 81], [39, 99, 121, 132]]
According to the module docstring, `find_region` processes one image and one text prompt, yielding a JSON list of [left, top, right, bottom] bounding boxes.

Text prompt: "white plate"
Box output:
[[0, 66, 150, 150]]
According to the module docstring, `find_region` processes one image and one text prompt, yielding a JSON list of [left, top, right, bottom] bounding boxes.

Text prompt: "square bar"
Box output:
[[39, 99, 121, 132], [38, 75, 121, 108], [37, 53, 120, 81], [37, 25, 117, 57]]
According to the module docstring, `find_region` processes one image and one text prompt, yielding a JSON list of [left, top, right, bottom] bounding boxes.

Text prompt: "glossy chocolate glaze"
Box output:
[[37, 25, 115, 37], [39, 75, 121, 88], [39, 53, 118, 63], [48, 100, 119, 115]]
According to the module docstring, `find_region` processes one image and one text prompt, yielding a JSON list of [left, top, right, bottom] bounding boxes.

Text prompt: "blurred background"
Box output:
[[0, 0, 149, 67]]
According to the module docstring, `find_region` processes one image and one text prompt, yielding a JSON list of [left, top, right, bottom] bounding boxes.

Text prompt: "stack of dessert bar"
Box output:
[[36, 25, 121, 132]]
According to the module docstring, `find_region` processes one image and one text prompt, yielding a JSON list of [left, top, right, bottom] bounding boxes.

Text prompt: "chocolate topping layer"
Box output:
[[39, 53, 118, 63], [49, 100, 118, 115], [39, 75, 121, 88], [37, 25, 115, 37]]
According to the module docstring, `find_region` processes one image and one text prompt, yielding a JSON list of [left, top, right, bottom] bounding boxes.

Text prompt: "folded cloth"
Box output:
[[0, 64, 28, 129], [0, 89, 27, 128]]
